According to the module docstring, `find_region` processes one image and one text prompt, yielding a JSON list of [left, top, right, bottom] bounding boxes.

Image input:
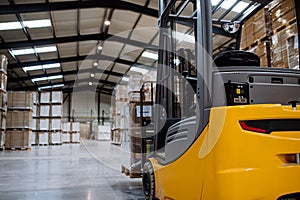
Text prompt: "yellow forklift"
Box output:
[[142, 0, 300, 199]]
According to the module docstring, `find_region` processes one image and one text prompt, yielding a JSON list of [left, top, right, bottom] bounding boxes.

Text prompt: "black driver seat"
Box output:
[[214, 50, 260, 67]]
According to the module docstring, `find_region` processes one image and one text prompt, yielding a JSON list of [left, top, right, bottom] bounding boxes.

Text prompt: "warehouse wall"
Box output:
[[62, 91, 111, 123]]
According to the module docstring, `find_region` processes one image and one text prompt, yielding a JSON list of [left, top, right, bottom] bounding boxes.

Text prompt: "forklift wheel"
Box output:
[[143, 161, 156, 200]]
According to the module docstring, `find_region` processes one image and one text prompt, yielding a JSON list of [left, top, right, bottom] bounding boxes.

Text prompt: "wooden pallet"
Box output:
[[49, 143, 62, 145], [121, 165, 142, 178], [242, 35, 270, 51], [6, 146, 31, 151], [272, 18, 297, 34], [37, 143, 49, 146]]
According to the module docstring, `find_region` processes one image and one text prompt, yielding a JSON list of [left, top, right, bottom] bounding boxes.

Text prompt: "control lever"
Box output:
[[288, 100, 299, 111]]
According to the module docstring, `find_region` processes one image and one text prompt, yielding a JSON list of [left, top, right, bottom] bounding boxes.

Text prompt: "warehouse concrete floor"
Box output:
[[0, 139, 144, 200]]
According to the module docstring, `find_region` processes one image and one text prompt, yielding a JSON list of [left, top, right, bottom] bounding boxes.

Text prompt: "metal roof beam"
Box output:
[[0, 0, 158, 17], [8, 68, 123, 82], [8, 79, 116, 91], [0, 33, 157, 50], [8, 54, 143, 69]]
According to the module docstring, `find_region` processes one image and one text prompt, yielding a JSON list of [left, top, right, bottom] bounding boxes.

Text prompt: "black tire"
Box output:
[[142, 161, 156, 200]]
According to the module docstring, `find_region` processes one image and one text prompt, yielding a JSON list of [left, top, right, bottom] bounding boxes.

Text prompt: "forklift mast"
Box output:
[[154, 0, 300, 156]]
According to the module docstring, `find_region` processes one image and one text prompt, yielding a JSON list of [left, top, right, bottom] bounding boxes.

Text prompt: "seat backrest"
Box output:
[[214, 50, 260, 67]]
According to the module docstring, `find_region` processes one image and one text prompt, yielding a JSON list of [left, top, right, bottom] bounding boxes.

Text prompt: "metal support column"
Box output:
[[97, 91, 101, 125]]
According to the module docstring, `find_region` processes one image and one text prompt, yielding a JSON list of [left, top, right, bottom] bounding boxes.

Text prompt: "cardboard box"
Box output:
[[32, 92, 38, 104], [32, 104, 37, 117], [39, 119, 49, 130], [51, 91, 63, 103], [49, 132, 61, 144], [80, 123, 90, 138], [0, 91, 7, 109], [6, 110, 32, 129], [70, 133, 80, 143], [5, 130, 31, 148], [0, 55, 7, 72], [0, 111, 6, 130], [40, 92, 50, 103], [272, 9, 296, 30], [63, 122, 71, 132], [51, 118, 61, 130], [62, 132, 70, 143], [40, 105, 50, 117], [0, 72, 7, 90], [271, 0, 294, 19], [271, 23, 298, 68], [7, 91, 33, 109], [52, 105, 62, 117], [240, 8, 271, 49], [38, 132, 48, 145], [31, 118, 37, 130], [0, 130, 4, 147], [72, 122, 80, 132], [30, 132, 36, 145]]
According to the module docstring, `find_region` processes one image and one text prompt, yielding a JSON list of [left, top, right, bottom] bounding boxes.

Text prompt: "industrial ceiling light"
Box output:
[[104, 20, 111, 26], [31, 77, 48, 82], [35, 46, 57, 53], [38, 84, 64, 90], [88, 82, 93, 86], [48, 75, 63, 80], [43, 63, 61, 69], [93, 62, 98, 67], [23, 63, 61, 73], [0, 19, 51, 31], [11, 46, 57, 56], [97, 46, 103, 51], [23, 65, 43, 72], [90, 73, 95, 78], [142, 51, 158, 60], [31, 75, 63, 82], [11, 48, 35, 55]]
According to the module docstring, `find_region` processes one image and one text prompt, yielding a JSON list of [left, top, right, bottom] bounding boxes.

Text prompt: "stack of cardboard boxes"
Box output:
[[0, 55, 7, 150], [62, 122, 80, 143], [39, 91, 63, 145], [6, 91, 33, 150], [120, 71, 156, 177], [241, 0, 298, 69], [31, 92, 39, 145], [111, 84, 128, 144]]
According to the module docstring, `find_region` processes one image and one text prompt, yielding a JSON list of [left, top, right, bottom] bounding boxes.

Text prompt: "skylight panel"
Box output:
[[32, 77, 48, 82], [31, 75, 63, 82], [220, 0, 238, 9], [142, 51, 158, 60], [23, 63, 61, 73], [232, 1, 250, 13], [23, 65, 43, 72], [11, 48, 35, 56], [38, 84, 64, 90], [43, 63, 61, 69], [11, 46, 57, 56], [211, 0, 222, 6], [0, 19, 51, 31], [35, 46, 57, 53], [24, 19, 51, 28]]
